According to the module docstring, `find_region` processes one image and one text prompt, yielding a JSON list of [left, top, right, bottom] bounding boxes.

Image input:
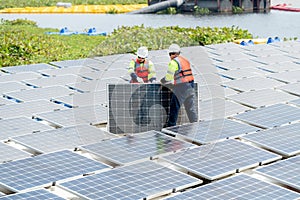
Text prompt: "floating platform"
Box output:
[[271, 3, 300, 12], [0, 4, 147, 14]]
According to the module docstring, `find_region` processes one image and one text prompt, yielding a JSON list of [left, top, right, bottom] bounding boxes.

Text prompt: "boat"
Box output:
[[271, 3, 300, 12]]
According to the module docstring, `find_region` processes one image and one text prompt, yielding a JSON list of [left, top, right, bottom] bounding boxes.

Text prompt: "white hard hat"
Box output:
[[168, 44, 180, 53], [137, 46, 148, 58]]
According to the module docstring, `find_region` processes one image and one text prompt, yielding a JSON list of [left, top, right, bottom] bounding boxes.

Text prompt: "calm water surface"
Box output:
[[1, 10, 299, 38]]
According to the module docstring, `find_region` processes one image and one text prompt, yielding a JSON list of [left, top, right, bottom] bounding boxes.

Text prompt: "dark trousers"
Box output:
[[167, 81, 198, 127]]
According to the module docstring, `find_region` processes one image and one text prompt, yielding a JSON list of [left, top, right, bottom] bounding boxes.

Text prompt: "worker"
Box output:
[[161, 44, 198, 127], [128, 46, 157, 83]]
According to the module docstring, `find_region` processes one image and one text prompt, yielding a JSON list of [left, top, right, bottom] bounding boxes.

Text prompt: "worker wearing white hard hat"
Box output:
[[128, 46, 157, 83], [161, 44, 198, 127]]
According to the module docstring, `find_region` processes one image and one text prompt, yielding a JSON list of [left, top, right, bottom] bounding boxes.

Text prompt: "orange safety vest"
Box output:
[[173, 56, 194, 84], [134, 59, 149, 83]]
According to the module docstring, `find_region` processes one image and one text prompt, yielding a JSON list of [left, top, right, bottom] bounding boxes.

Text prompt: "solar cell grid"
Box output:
[[12, 124, 115, 153], [290, 98, 300, 107], [258, 61, 300, 73], [50, 58, 103, 68], [80, 131, 195, 165], [3, 86, 75, 102], [39, 65, 95, 77], [256, 155, 300, 190], [166, 174, 300, 200], [67, 78, 122, 93], [0, 142, 30, 163], [94, 53, 135, 63], [0, 82, 29, 95], [0, 189, 64, 200], [241, 123, 300, 157], [161, 139, 281, 180], [60, 161, 202, 200], [211, 52, 254, 62], [0, 98, 14, 106], [34, 105, 107, 127], [0, 150, 109, 192], [198, 85, 237, 101], [162, 118, 259, 144], [217, 67, 268, 80], [216, 59, 264, 70], [0, 117, 53, 140], [1, 63, 54, 74], [278, 82, 300, 96], [268, 70, 300, 83], [0, 100, 65, 119], [0, 72, 42, 83], [233, 103, 300, 128], [251, 54, 297, 65], [227, 89, 298, 108]]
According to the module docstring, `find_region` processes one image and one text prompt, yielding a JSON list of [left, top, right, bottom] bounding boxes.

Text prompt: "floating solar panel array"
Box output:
[[0, 41, 300, 199], [162, 118, 260, 144], [79, 131, 195, 166]]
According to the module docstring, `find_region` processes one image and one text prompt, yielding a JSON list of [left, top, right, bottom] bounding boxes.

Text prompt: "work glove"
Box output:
[[137, 77, 144, 83]]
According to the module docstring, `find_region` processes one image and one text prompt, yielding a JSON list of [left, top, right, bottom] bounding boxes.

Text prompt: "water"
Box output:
[[1, 10, 299, 39]]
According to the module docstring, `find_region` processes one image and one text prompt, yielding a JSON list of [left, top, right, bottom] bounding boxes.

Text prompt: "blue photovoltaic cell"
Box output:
[[1, 63, 55, 74], [256, 155, 300, 190], [233, 103, 300, 128], [0, 189, 64, 200], [241, 123, 300, 157], [290, 98, 300, 107], [60, 161, 202, 200], [34, 105, 107, 127], [0, 142, 30, 163], [0, 150, 109, 192], [80, 131, 195, 165], [12, 124, 115, 153], [162, 118, 260, 144], [161, 139, 281, 180], [166, 174, 300, 200]]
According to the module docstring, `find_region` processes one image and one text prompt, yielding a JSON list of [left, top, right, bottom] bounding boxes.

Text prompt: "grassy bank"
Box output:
[[0, 19, 253, 67], [0, 0, 146, 9]]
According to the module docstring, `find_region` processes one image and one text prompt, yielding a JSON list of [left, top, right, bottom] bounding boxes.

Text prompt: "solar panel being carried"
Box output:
[[79, 130, 195, 166], [161, 139, 281, 180], [256, 155, 300, 191], [162, 118, 259, 144], [0, 150, 109, 192], [241, 123, 300, 157], [59, 161, 202, 200], [165, 174, 300, 200]]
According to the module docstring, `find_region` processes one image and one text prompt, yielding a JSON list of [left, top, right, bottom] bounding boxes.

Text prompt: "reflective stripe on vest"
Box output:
[[173, 56, 194, 84], [134, 59, 149, 82]]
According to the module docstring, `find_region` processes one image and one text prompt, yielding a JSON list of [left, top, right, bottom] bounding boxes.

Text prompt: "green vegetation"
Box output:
[[0, 0, 147, 9], [194, 6, 211, 15], [232, 6, 243, 14], [1, 19, 253, 67]]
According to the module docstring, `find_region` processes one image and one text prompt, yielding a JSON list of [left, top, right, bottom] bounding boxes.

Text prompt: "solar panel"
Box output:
[[0, 100, 65, 120], [0, 82, 29, 95], [245, 48, 286, 57], [79, 131, 195, 165], [256, 155, 300, 190], [23, 74, 87, 88], [0, 150, 110, 192], [0, 98, 14, 106], [108, 83, 198, 134], [162, 118, 259, 144], [217, 67, 268, 80], [233, 103, 300, 129], [0, 142, 30, 163], [258, 61, 300, 73], [34, 105, 107, 127], [1, 63, 54, 74], [67, 78, 122, 93], [166, 174, 300, 200], [216, 59, 264, 70], [0, 117, 53, 140], [94, 53, 135, 63], [222, 76, 285, 92], [50, 58, 103, 68], [194, 73, 224, 86], [268, 70, 300, 83], [278, 82, 300, 96], [39, 65, 95, 77], [227, 89, 298, 108], [198, 98, 250, 120], [51, 90, 107, 108], [251, 54, 297, 65], [0, 72, 42, 83], [290, 98, 300, 107], [198, 85, 237, 101], [161, 139, 281, 180], [12, 124, 115, 154], [0, 189, 65, 200], [3, 86, 75, 102], [210, 52, 254, 62], [60, 161, 202, 200], [241, 123, 300, 157]]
